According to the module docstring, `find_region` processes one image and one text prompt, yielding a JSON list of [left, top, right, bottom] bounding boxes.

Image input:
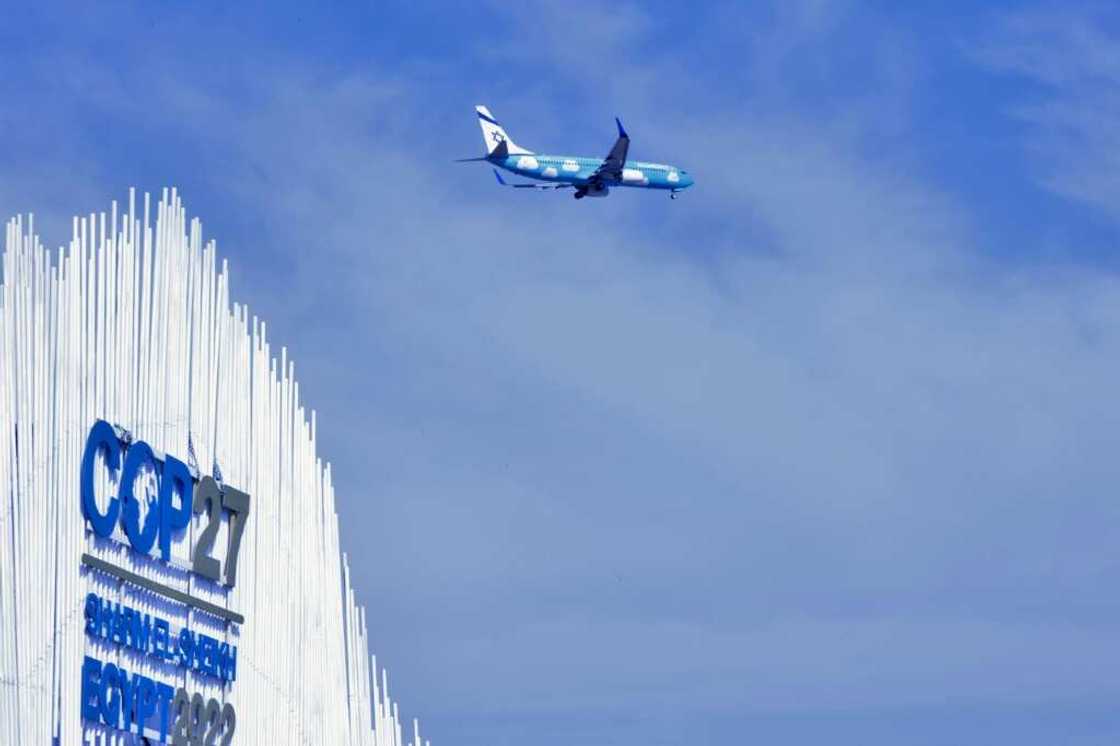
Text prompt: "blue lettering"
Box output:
[[120, 440, 160, 554], [94, 598, 113, 639], [81, 421, 121, 536], [199, 634, 217, 678], [110, 602, 128, 645], [83, 593, 99, 635], [80, 424, 206, 564], [228, 643, 237, 682], [156, 681, 175, 741], [178, 627, 194, 669], [117, 667, 137, 733], [217, 641, 237, 682], [129, 609, 152, 655], [159, 455, 193, 561], [80, 656, 102, 722], [136, 675, 156, 732], [80, 636, 190, 738], [154, 617, 170, 659], [99, 662, 121, 729]]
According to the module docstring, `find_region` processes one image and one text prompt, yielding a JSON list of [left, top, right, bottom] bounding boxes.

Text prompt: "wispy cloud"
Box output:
[[975, 6, 1120, 218]]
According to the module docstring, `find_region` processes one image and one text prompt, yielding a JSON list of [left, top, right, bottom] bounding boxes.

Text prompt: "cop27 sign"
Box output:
[[81, 420, 250, 586], [80, 420, 250, 743]]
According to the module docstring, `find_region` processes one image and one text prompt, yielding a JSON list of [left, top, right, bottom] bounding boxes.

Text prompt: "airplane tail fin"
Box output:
[[476, 105, 533, 156]]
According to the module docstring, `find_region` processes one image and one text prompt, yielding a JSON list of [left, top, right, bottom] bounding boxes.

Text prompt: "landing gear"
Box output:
[[574, 190, 586, 200], [670, 190, 679, 200]]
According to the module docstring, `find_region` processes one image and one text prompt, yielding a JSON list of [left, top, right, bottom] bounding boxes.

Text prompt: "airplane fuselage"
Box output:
[[492, 153, 694, 192], [467, 105, 694, 199]]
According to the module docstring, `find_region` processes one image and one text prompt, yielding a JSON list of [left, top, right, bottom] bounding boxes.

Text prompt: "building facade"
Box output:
[[0, 190, 425, 745]]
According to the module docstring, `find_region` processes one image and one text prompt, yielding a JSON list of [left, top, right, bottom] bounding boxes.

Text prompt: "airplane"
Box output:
[[458, 105, 694, 200]]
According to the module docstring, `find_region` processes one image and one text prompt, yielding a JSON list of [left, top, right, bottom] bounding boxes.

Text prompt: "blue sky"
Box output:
[[5, 2, 1120, 744]]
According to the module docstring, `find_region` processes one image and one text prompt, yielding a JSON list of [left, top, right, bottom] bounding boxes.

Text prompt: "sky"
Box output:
[[4, 1, 1120, 744]]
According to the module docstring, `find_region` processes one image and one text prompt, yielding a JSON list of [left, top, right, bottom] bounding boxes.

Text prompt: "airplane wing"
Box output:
[[588, 118, 630, 184], [492, 169, 573, 190]]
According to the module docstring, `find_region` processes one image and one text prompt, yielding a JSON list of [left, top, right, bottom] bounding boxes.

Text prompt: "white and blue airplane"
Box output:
[[459, 105, 694, 200]]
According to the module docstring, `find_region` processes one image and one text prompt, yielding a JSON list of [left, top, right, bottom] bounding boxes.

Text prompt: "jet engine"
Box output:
[[574, 183, 610, 200]]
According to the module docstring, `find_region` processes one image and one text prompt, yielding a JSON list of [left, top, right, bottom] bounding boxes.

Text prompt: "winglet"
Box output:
[[492, 169, 507, 186], [615, 117, 628, 139]]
